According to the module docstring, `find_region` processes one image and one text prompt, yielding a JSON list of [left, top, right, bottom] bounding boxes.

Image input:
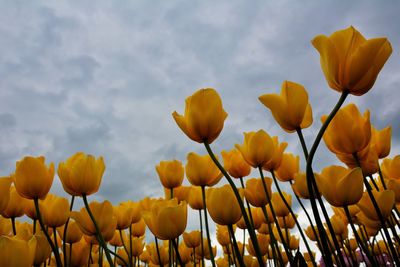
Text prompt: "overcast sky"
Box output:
[[0, 1, 399, 210]]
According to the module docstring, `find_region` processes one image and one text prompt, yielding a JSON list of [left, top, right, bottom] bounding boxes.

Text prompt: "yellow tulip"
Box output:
[[71, 200, 116, 237], [221, 148, 251, 178], [142, 198, 187, 240], [1, 186, 29, 219], [329, 215, 347, 236], [271, 192, 292, 217], [275, 153, 299, 182], [312, 26, 392, 96], [58, 152, 105, 196], [278, 214, 296, 229], [0, 176, 12, 213], [244, 177, 272, 207], [357, 190, 395, 221], [185, 152, 223, 187], [66, 239, 90, 267], [108, 230, 124, 247], [120, 200, 142, 224], [196, 238, 217, 260], [336, 144, 379, 176], [259, 81, 313, 132], [237, 207, 262, 230], [57, 220, 83, 244], [113, 203, 133, 230], [187, 186, 204, 210], [216, 224, 230, 246], [381, 155, 400, 180], [0, 235, 36, 267], [0, 216, 12, 235], [247, 234, 270, 256], [32, 233, 52, 266], [322, 103, 371, 154], [206, 185, 243, 225], [291, 172, 319, 199], [305, 225, 318, 242], [235, 129, 275, 168], [131, 218, 146, 237], [172, 88, 228, 144], [288, 236, 300, 250], [41, 194, 70, 228], [14, 156, 54, 199], [146, 242, 169, 265], [156, 159, 184, 189], [387, 179, 400, 203], [131, 236, 145, 257], [183, 230, 201, 248], [262, 137, 288, 171], [371, 126, 391, 158], [165, 185, 191, 202], [317, 166, 364, 207], [179, 242, 194, 264]]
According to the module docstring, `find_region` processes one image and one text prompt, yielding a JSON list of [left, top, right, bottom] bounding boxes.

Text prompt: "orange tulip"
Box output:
[[262, 137, 288, 171], [185, 152, 222, 187], [221, 148, 251, 178], [156, 160, 184, 189], [275, 153, 299, 182]]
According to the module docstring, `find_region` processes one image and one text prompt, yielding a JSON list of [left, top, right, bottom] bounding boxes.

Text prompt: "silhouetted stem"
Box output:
[[201, 185, 216, 267], [228, 224, 245, 267], [63, 195, 75, 267]]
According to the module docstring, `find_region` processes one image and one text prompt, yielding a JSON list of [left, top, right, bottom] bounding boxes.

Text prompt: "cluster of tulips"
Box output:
[[0, 25, 398, 267]]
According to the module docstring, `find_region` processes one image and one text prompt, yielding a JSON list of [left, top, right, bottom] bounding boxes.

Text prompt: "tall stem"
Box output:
[[201, 185, 216, 267], [34, 198, 62, 267], [82, 194, 114, 266], [204, 142, 265, 266], [228, 224, 245, 266], [63, 195, 75, 267], [171, 239, 184, 266], [155, 236, 162, 265], [198, 210, 205, 267]]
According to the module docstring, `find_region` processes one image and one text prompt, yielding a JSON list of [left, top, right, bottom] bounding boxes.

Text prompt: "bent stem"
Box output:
[[34, 198, 62, 267], [82, 194, 114, 266], [201, 185, 216, 267], [305, 91, 348, 266], [204, 142, 265, 266], [171, 239, 184, 266], [228, 224, 245, 267], [63, 195, 75, 267]]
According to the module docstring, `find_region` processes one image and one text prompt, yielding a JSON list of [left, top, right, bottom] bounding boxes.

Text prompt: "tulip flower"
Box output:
[[156, 159, 184, 189], [271, 192, 292, 217], [40, 194, 70, 228], [322, 103, 371, 154], [235, 129, 275, 167], [147, 242, 169, 265], [316, 166, 364, 207], [65, 239, 90, 267], [142, 198, 187, 240], [259, 81, 313, 132], [0, 235, 36, 267], [185, 152, 223, 187], [14, 156, 54, 200], [216, 225, 231, 246], [244, 177, 272, 207], [187, 186, 204, 210], [221, 148, 251, 178], [131, 236, 145, 257], [131, 218, 146, 237], [357, 190, 395, 221], [58, 152, 105, 196], [165, 185, 191, 202], [172, 88, 228, 144], [381, 155, 400, 180], [1, 186, 29, 219], [337, 144, 379, 176], [291, 172, 319, 199], [183, 230, 201, 248], [0, 176, 12, 213], [32, 233, 52, 266], [113, 203, 134, 230], [387, 179, 400, 203], [247, 234, 270, 256], [71, 200, 116, 236], [120, 200, 142, 224], [206, 185, 243, 225], [0, 217, 12, 235], [262, 137, 288, 171], [57, 220, 83, 244], [371, 126, 391, 158], [275, 153, 299, 182], [312, 26, 392, 96]]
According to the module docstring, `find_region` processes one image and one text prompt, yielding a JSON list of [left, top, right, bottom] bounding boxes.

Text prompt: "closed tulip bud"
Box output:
[[256, 223, 269, 235], [271, 192, 291, 217], [1, 186, 29, 218], [183, 230, 201, 248], [33, 233, 52, 266], [179, 242, 193, 264], [262, 137, 288, 171], [235, 130, 275, 168], [57, 220, 83, 244], [66, 239, 90, 267], [273, 226, 290, 244], [371, 126, 391, 158], [142, 198, 187, 240], [305, 225, 318, 242], [322, 104, 371, 154], [165, 185, 191, 202], [250, 207, 264, 230], [120, 200, 141, 224], [139, 197, 156, 212], [114, 204, 133, 230], [139, 249, 151, 263], [156, 160, 184, 189], [316, 166, 364, 207], [173, 88, 228, 144], [337, 144, 379, 176], [312, 26, 392, 96], [41, 194, 70, 228], [0, 235, 36, 267], [387, 179, 400, 203], [147, 242, 169, 265], [275, 153, 299, 182], [131, 236, 145, 257], [216, 225, 230, 246], [261, 205, 274, 224], [357, 190, 395, 221], [289, 236, 300, 250], [0, 217, 12, 235], [196, 238, 217, 260], [0, 177, 12, 213], [291, 172, 320, 199], [108, 230, 124, 247], [259, 81, 313, 132], [71, 200, 115, 237], [206, 185, 243, 225], [131, 218, 146, 237], [381, 155, 400, 180], [221, 148, 251, 178], [14, 156, 54, 200], [248, 234, 270, 256], [244, 177, 272, 207], [278, 214, 296, 229], [329, 215, 347, 236], [185, 152, 223, 187], [216, 257, 229, 267], [23, 201, 38, 220], [116, 248, 130, 265], [187, 186, 204, 210], [58, 152, 105, 196]]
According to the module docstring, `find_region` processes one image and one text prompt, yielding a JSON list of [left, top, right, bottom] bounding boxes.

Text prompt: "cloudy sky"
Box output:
[[0, 0, 399, 211]]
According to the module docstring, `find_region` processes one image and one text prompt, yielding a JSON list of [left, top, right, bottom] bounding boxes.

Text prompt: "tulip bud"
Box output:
[[221, 148, 251, 178], [185, 152, 223, 187], [156, 160, 184, 189]]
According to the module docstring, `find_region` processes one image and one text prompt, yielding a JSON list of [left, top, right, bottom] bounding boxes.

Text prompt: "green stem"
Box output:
[[82, 194, 114, 266], [171, 239, 184, 266], [109, 246, 130, 267], [228, 224, 245, 266], [129, 225, 133, 267], [201, 185, 216, 267], [155, 236, 162, 265], [198, 210, 205, 267], [63, 195, 75, 267], [119, 229, 131, 266], [34, 198, 62, 267], [204, 142, 265, 266], [11, 217, 16, 235]]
